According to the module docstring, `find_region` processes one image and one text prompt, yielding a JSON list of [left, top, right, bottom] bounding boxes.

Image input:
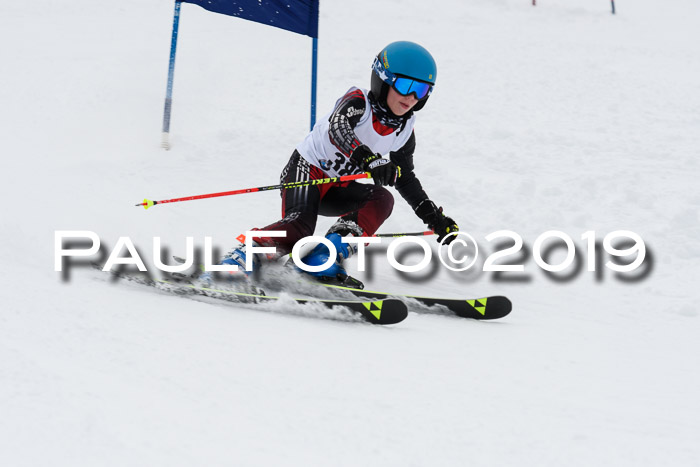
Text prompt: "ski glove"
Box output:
[[415, 200, 459, 244], [351, 145, 399, 187]]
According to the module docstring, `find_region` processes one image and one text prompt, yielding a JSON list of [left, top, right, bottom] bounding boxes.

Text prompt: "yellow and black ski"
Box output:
[[156, 279, 408, 325], [94, 265, 407, 325], [315, 283, 512, 320]]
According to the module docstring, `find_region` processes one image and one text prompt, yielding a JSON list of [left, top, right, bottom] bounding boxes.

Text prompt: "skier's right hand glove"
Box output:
[[415, 200, 459, 244], [351, 145, 399, 187]]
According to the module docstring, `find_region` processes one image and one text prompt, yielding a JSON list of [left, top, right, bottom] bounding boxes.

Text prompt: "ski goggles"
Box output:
[[392, 77, 432, 100], [372, 57, 433, 100]]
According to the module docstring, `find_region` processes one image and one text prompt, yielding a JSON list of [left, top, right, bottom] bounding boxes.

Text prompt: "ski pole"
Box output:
[[374, 230, 435, 238], [135, 172, 372, 210]]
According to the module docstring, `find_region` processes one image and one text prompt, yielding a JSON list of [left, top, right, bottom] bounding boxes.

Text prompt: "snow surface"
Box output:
[[2, 0, 700, 465]]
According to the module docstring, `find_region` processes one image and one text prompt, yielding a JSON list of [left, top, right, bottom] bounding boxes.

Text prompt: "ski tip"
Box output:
[[356, 299, 408, 325], [463, 295, 512, 320], [492, 295, 513, 314]]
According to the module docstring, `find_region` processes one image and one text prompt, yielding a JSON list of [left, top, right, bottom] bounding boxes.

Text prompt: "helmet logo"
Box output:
[[382, 50, 389, 69], [429, 74, 433, 80]]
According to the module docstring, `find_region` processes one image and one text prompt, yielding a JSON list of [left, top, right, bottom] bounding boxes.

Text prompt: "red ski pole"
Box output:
[[135, 172, 372, 210]]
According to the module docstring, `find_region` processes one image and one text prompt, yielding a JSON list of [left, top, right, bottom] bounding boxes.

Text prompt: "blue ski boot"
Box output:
[[298, 233, 357, 282], [197, 241, 261, 287]]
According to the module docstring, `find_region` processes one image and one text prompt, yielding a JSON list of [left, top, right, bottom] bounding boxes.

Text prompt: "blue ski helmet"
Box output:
[[370, 41, 437, 112]]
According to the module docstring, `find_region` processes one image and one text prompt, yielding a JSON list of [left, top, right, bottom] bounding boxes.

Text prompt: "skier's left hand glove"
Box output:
[[415, 200, 459, 244]]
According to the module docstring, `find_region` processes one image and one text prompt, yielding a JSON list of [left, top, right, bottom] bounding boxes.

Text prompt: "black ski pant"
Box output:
[[252, 150, 394, 254]]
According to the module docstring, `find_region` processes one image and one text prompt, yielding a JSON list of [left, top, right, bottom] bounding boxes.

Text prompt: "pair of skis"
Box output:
[[98, 265, 512, 326]]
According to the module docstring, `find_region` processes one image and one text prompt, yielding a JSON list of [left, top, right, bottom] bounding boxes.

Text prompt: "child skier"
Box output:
[[205, 41, 458, 285]]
